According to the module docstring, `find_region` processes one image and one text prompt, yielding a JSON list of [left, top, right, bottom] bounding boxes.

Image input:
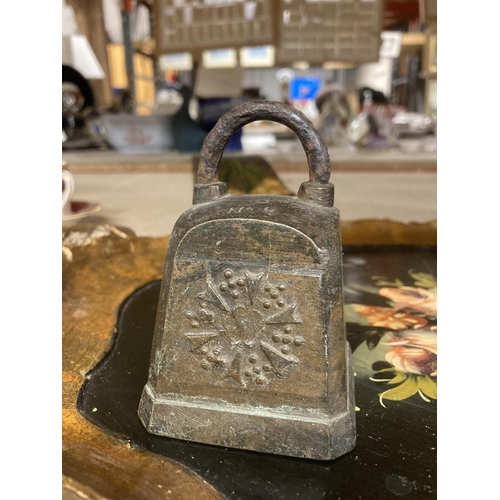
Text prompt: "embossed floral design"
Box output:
[[184, 268, 305, 387]]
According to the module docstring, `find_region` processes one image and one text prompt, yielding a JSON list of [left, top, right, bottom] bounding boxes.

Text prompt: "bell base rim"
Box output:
[[138, 369, 356, 461]]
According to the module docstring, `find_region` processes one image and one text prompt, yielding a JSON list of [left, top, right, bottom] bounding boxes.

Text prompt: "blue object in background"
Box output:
[[223, 128, 243, 152], [289, 77, 322, 101], [198, 97, 243, 152]]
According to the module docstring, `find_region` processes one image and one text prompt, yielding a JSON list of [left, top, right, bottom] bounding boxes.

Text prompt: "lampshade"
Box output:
[[62, 34, 105, 80]]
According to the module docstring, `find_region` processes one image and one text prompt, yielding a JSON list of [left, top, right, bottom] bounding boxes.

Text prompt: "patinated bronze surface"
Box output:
[[138, 101, 356, 460]]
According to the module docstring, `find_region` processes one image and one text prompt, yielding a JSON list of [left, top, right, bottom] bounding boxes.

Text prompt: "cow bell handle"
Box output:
[[193, 101, 334, 207]]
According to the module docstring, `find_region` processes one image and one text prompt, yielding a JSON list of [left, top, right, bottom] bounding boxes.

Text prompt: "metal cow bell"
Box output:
[[138, 101, 356, 460]]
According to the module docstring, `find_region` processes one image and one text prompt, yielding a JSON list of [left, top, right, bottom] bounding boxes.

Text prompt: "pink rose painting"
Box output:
[[379, 287, 437, 318], [351, 271, 437, 407], [385, 330, 437, 376]]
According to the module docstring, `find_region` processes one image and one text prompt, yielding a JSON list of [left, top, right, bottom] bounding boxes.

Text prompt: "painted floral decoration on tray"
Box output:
[[347, 271, 437, 407]]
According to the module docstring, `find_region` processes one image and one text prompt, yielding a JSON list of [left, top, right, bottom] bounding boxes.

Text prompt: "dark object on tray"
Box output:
[[138, 101, 356, 460]]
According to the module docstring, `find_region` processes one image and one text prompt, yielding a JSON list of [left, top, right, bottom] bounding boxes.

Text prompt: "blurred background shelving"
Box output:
[[62, 0, 437, 233]]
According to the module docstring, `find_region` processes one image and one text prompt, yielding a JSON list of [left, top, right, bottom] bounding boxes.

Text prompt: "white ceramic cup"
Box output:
[[62, 170, 75, 216]]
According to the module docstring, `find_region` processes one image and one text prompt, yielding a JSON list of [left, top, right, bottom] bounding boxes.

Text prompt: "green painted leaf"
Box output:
[[417, 375, 437, 400], [408, 270, 437, 289], [372, 277, 405, 287], [387, 370, 408, 385], [379, 377, 420, 404], [374, 367, 396, 373]]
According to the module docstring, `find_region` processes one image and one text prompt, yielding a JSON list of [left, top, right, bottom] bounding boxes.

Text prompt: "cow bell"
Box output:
[[138, 101, 356, 460]]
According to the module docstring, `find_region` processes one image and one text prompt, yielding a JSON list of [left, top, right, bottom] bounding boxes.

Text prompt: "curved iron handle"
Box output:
[[194, 101, 334, 207], [198, 101, 331, 184]]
